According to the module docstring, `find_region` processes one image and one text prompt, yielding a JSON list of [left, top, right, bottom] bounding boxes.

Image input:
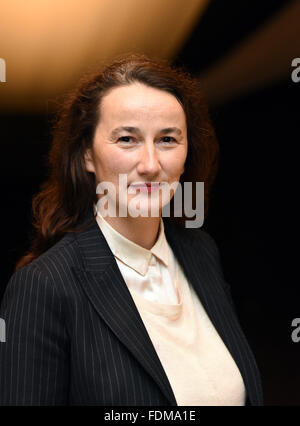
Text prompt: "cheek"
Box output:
[[163, 149, 187, 177], [96, 147, 135, 177], [110, 150, 136, 174]]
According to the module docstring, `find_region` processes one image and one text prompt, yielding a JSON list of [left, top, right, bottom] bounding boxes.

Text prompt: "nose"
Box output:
[[136, 140, 162, 178]]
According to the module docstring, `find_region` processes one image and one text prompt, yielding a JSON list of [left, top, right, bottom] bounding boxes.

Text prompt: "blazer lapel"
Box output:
[[72, 212, 177, 405], [163, 219, 263, 406]]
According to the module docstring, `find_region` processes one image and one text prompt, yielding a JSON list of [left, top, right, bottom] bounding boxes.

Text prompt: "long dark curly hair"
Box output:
[[15, 53, 219, 271]]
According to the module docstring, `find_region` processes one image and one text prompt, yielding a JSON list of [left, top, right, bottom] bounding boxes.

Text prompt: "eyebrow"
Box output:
[[109, 126, 182, 138]]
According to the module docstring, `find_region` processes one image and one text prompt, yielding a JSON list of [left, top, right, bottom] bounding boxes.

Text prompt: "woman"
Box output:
[[0, 54, 263, 406]]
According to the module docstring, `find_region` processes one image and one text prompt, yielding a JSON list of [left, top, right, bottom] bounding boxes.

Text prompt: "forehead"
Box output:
[[99, 83, 186, 124]]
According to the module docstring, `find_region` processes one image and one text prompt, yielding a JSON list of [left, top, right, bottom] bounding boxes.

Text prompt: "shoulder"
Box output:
[[192, 228, 220, 257], [0, 262, 64, 327], [164, 220, 225, 277], [164, 219, 220, 256], [3, 232, 81, 306], [24, 231, 83, 283], [186, 227, 224, 272], [1, 230, 84, 327]]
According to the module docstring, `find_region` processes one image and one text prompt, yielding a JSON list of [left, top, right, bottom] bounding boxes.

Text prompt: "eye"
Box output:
[[118, 136, 135, 143], [160, 136, 176, 144]]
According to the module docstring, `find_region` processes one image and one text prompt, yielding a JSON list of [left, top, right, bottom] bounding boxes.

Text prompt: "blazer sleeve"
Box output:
[[0, 265, 70, 405], [199, 230, 238, 315]]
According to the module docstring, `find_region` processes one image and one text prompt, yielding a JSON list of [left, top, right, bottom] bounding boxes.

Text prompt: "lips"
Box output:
[[129, 182, 162, 192], [130, 182, 160, 187], [145, 183, 159, 187]]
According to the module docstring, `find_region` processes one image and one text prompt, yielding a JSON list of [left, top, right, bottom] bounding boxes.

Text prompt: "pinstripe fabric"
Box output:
[[0, 208, 263, 405]]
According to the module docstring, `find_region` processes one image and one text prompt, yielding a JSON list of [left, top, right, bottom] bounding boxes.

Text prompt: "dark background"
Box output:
[[1, 0, 299, 405]]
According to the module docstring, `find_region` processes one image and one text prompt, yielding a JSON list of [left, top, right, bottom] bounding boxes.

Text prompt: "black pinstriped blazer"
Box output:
[[0, 208, 263, 405]]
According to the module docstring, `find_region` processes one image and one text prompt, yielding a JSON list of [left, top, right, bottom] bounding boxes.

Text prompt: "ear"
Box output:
[[84, 149, 96, 173]]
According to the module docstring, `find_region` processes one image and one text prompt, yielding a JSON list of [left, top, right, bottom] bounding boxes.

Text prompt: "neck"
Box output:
[[102, 215, 161, 250]]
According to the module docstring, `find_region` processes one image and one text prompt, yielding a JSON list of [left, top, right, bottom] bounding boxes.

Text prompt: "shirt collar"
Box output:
[[94, 204, 169, 276]]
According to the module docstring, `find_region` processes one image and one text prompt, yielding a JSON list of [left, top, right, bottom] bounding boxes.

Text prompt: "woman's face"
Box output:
[[84, 82, 188, 217]]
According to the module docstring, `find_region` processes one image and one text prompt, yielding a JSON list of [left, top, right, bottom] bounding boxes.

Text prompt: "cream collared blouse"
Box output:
[[94, 207, 246, 406]]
